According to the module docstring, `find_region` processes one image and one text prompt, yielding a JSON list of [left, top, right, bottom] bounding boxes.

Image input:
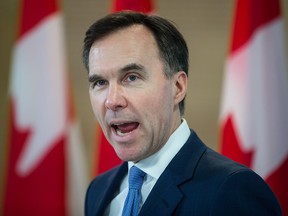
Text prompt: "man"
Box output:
[[82, 11, 281, 216]]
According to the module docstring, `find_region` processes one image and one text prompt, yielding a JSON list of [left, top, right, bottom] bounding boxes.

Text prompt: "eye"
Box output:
[[126, 74, 138, 82], [96, 80, 107, 86], [91, 79, 107, 89]]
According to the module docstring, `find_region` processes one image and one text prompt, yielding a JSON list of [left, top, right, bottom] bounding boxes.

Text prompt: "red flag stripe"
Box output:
[[220, 116, 254, 168], [18, 0, 58, 39], [231, 0, 280, 52], [220, 0, 288, 214], [266, 156, 288, 215], [4, 101, 66, 215], [112, 0, 154, 13], [4, 0, 69, 214]]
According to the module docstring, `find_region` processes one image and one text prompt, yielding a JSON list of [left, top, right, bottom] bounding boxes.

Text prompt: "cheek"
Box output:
[[89, 94, 96, 112], [89, 94, 104, 120], [143, 89, 174, 120]]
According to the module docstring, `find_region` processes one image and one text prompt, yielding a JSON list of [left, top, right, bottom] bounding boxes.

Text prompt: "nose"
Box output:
[[105, 85, 127, 111]]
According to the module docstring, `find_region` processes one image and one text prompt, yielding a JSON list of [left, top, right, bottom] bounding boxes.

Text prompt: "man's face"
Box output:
[[88, 25, 187, 162]]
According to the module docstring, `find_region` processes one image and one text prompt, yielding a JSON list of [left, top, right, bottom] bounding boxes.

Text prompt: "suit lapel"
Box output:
[[139, 130, 207, 215], [92, 162, 128, 216], [139, 169, 184, 216]]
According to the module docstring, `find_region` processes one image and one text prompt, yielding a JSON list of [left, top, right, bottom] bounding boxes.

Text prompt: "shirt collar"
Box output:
[[128, 119, 190, 180]]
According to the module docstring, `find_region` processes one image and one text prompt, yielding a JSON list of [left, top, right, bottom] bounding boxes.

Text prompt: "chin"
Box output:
[[117, 153, 141, 163]]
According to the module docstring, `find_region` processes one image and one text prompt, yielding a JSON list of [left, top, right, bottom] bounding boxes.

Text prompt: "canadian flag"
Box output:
[[219, 0, 288, 214], [3, 0, 87, 215], [95, 0, 155, 175]]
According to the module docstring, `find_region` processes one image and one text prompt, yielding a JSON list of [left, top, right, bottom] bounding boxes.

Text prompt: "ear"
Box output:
[[173, 71, 188, 106]]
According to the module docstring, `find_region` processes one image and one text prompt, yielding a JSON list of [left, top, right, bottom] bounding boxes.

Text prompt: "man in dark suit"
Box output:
[[82, 11, 282, 216]]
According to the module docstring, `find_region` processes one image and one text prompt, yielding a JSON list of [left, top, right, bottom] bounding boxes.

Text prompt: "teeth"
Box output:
[[116, 128, 127, 137]]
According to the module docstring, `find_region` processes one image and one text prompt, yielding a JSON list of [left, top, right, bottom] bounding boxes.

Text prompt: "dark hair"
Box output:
[[83, 11, 189, 115]]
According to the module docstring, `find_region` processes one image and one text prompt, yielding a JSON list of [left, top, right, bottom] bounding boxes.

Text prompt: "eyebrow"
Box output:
[[88, 74, 102, 84], [88, 63, 147, 83], [119, 63, 145, 73]]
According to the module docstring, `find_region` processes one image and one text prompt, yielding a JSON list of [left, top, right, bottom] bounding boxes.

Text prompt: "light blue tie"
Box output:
[[122, 166, 146, 216]]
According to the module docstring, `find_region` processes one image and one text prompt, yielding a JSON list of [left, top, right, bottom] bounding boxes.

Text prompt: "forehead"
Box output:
[[88, 25, 162, 72], [94, 24, 157, 48]]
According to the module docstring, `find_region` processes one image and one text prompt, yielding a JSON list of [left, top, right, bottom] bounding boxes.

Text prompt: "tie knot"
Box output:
[[129, 166, 146, 190]]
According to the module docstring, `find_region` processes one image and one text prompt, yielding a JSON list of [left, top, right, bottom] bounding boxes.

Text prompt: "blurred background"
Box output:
[[0, 0, 287, 215], [1, 0, 287, 168]]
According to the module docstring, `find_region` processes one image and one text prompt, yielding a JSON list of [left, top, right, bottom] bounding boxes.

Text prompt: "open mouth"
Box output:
[[112, 122, 139, 137]]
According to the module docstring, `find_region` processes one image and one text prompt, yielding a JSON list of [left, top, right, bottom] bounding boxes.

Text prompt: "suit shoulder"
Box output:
[[200, 147, 251, 175], [193, 146, 267, 190], [194, 147, 282, 215], [187, 130, 250, 176], [210, 166, 282, 215]]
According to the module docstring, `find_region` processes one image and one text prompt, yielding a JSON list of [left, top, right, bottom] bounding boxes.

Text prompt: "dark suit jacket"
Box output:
[[85, 130, 282, 216]]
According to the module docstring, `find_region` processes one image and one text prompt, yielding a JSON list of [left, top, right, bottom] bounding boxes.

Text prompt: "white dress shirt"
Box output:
[[106, 119, 191, 216]]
